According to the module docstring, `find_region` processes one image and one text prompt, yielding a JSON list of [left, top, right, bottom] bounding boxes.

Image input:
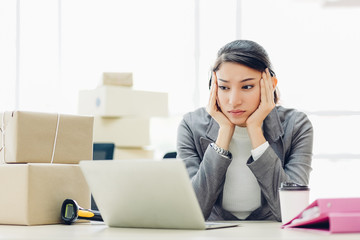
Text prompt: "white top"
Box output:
[[222, 126, 269, 219]]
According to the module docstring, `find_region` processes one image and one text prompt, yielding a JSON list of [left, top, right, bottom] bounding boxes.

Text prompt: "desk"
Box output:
[[1, 221, 360, 240]]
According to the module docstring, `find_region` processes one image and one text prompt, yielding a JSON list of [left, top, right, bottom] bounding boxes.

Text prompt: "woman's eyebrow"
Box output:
[[218, 77, 256, 83], [218, 78, 229, 82]]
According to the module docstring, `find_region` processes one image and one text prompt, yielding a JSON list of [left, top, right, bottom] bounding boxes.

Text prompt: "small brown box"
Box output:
[[0, 111, 94, 164]]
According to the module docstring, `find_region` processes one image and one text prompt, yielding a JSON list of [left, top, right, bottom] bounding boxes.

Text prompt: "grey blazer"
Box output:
[[176, 106, 313, 221]]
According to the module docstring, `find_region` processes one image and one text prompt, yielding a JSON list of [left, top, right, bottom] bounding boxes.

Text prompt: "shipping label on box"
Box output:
[[0, 111, 94, 164], [93, 116, 150, 147], [0, 163, 90, 225], [78, 86, 168, 117]]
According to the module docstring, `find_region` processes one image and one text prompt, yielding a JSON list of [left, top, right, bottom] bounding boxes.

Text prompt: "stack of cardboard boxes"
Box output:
[[0, 111, 93, 225], [78, 72, 168, 159]]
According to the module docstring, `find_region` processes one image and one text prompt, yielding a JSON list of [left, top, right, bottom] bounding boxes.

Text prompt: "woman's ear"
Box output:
[[272, 77, 278, 88]]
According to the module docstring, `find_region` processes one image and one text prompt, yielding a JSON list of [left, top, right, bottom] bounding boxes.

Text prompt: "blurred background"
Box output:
[[1, 0, 360, 201]]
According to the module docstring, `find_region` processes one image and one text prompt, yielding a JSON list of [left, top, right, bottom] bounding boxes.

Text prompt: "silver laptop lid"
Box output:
[[79, 159, 206, 229]]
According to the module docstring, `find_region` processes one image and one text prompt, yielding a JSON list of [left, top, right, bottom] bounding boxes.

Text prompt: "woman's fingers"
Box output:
[[260, 78, 266, 104], [207, 72, 218, 113], [262, 69, 274, 104], [267, 69, 275, 100], [261, 71, 269, 103], [246, 69, 276, 128], [208, 82, 214, 107]]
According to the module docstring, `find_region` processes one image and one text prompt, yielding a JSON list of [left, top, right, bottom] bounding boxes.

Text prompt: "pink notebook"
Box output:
[[281, 198, 360, 233]]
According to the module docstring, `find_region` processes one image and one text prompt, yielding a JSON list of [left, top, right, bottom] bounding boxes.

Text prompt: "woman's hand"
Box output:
[[206, 72, 233, 129], [246, 68, 276, 149], [206, 72, 235, 150], [246, 68, 276, 128]]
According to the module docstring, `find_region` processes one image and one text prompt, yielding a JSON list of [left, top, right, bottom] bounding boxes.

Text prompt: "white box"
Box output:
[[114, 147, 154, 160], [78, 86, 168, 117], [102, 72, 133, 87], [93, 116, 150, 147]]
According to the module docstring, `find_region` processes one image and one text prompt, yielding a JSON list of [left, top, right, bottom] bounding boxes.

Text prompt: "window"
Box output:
[[1, 1, 360, 199], [0, 0, 195, 115], [239, 0, 360, 200], [0, 0, 17, 110]]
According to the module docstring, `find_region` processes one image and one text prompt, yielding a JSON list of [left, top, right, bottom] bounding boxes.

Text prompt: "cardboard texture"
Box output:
[[0, 163, 90, 225], [0, 111, 94, 164], [93, 116, 150, 147], [78, 86, 168, 117], [282, 198, 360, 233], [114, 147, 154, 160], [102, 72, 133, 87]]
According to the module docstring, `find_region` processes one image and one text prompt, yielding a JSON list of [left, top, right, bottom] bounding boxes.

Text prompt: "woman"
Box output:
[[176, 40, 313, 221]]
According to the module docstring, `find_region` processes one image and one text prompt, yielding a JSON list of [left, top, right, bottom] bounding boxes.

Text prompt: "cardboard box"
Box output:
[[114, 147, 154, 160], [0, 163, 90, 225], [0, 111, 94, 164], [102, 72, 133, 87], [93, 116, 150, 147], [78, 86, 168, 117]]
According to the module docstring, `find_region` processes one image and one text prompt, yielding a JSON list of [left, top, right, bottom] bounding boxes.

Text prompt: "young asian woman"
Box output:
[[176, 40, 313, 222]]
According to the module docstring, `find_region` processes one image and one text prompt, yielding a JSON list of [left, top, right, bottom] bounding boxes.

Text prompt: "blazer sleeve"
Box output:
[[246, 111, 313, 221], [176, 115, 231, 220]]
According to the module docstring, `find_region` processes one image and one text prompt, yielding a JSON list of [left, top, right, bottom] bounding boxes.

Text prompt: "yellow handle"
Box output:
[[78, 210, 95, 218]]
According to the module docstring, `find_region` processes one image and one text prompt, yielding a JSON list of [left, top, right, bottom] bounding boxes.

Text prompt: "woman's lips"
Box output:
[[228, 110, 246, 116]]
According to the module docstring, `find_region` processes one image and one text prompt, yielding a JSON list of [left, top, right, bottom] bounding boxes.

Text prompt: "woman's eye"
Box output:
[[242, 85, 254, 90], [218, 86, 229, 90]]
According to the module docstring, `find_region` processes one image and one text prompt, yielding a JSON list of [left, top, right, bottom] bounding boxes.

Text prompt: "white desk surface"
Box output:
[[1, 221, 360, 240]]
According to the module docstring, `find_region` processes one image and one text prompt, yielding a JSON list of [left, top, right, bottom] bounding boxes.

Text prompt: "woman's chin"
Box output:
[[229, 118, 247, 127]]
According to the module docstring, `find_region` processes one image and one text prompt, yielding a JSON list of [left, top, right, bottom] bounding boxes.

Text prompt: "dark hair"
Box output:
[[209, 40, 279, 103]]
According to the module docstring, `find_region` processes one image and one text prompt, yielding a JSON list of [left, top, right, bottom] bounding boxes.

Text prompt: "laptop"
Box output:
[[79, 159, 239, 230]]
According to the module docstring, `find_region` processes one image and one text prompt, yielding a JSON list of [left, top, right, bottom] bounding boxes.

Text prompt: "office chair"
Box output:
[[91, 143, 115, 210], [163, 151, 177, 159]]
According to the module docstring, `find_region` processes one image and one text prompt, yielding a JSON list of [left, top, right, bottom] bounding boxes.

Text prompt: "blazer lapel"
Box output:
[[263, 107, 285, 165], [199, 117, 219, 154]]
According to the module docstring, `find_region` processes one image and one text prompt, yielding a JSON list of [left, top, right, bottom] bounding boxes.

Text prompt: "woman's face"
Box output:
[[216, 62, 262, 127]]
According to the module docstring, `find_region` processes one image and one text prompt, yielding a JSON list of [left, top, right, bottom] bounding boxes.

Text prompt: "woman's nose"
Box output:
[[228, 90, 242, 106]]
